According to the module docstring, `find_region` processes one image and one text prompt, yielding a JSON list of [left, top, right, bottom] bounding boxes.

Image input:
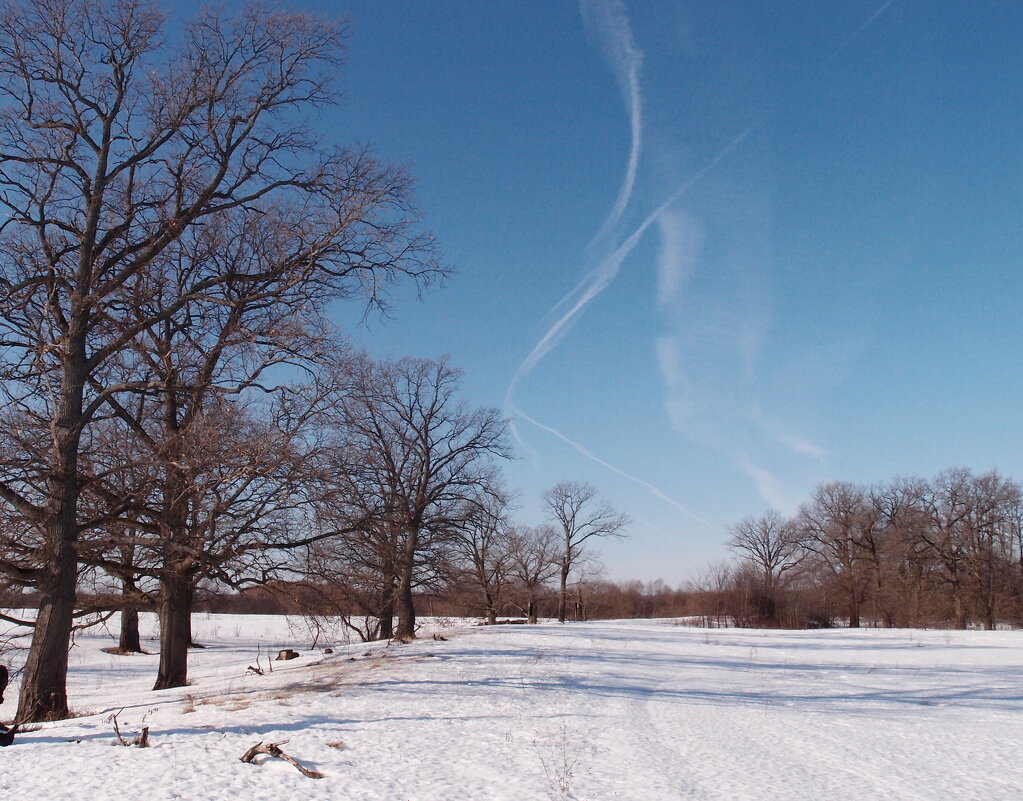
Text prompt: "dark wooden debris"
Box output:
[[240, 740, 324, 779]]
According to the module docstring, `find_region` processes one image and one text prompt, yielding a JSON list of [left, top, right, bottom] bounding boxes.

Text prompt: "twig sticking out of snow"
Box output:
[[249, 644, 273, 676], [108, 709, 151, 747], [240, 740, 324, 779]]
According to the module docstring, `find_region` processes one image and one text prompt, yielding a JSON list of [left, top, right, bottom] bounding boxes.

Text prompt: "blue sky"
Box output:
[[283, 0, 1023, 583]]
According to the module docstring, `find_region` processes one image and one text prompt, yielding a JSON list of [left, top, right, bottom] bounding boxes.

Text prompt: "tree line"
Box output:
[[296, 478, 626, 632], [381, 463, 1023, 629], [717, 468, 1023, 630]]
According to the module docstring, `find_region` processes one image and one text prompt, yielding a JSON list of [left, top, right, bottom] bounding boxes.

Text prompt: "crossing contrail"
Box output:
[[505, 113, 765, 418], [505, 0, 900, 508], [508, 0, 900, 410]]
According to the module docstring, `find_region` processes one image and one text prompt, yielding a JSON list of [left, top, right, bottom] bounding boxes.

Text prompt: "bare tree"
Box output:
[[875, 476, 937, 627], [543, 481, 628, 624], [714, 469, 1023, 630], [508, 524, 559, 623], [727, 511, 802, 596], [450, 496, 513, 625], [918, 468, 1020, 629], [89, 210, 378, 690], [917, 468, 982, 629], [0, 0, 439, 720], [961, 471, 1019, 630], [297, 540, 394, 643], [328, 357, 510, 641], [99, 394, 335, 688], [795, 482, 874, 628], [726, 510, 804, 625]]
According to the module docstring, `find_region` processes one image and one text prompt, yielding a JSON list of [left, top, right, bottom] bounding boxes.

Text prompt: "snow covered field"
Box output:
[[0, 615, 1021, 800]]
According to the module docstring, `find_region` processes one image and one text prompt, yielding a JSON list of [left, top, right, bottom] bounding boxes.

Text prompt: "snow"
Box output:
[[1, 615, 1022, 800]]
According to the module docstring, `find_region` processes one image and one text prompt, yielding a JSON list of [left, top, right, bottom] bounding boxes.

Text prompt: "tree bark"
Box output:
[[393, 567, 416, 642], [16, 543, 76, 721], [17, 346, 86, 722], [377, 583, 394, 641], [557, 562, 569, 623], [483, 584, 498, 625], [154, 571, 194, 690], [393, 530, 418, 641], [119, 607, 142, 653]]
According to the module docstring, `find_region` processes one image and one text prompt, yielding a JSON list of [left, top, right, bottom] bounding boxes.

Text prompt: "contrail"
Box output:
[[511, 401, 720, 530], [505, 0, 900, 510], [509, 0, 900, 409], [580, 0, 644, 245], [533, 0, 644, 344], [505, 114, 765, 415], [826, 0, 900, 66]]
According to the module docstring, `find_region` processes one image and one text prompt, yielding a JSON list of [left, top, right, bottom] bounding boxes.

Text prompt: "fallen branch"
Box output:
[[247, 645, 273, 676], [108, 709, 151, 747], [240, 740, 324, 779]]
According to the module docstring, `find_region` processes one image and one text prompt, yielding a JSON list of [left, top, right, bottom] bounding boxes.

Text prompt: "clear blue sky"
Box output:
[[283, 0, 1023, 583]]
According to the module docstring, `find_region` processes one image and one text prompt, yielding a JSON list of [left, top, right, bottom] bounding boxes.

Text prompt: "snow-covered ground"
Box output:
[[0, 615, 1021, 800]]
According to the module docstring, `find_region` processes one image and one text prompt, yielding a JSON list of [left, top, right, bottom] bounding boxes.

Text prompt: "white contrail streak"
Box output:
[[504, 114, 765, 414], [826, 0, 900, 66], [509, 0, 900, 409], [580, 0, 644, 245], [511, 401, 720, 530], [505, 0, 900, 512], [533, 0, 644, 347]]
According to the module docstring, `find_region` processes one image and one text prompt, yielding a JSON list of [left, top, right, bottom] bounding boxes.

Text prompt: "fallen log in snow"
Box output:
[[240, 740, 324, 779]]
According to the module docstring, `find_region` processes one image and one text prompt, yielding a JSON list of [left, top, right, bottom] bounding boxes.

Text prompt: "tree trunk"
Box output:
[[393, 532, 418, 642], [117, 545, 144, 653], [848, 596, 860, 628], [393, 576, 415, 641], [119, 607, 142, 653], [526, 597, 538, 625], [378, 612, 393, 641], [975, 571, 995, 630], [557, 562, 569, 623], [952, 585, 967, 629], [17, 359, 85, 722], [483, 585, 497, 625], [393, 562, 416, 642], [154, 571, 193, 690], [16, 541, 76, 721], [378, 583, 394, 641]]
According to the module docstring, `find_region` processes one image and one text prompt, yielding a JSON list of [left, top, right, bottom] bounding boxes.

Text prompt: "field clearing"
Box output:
[[0, 615, 1021, 800]]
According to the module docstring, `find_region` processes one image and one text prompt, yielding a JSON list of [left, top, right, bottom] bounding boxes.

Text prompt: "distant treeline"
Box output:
[[9, 467, 1019, 633], [713, 467, 1023, 629]]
